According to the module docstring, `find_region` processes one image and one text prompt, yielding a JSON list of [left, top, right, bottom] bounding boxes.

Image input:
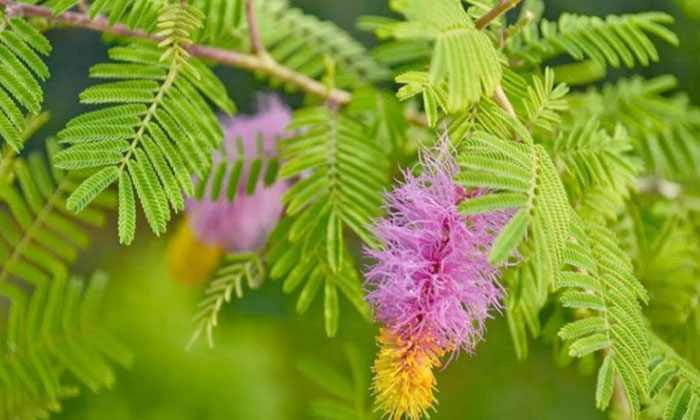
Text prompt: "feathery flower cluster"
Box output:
[[167, 95, 291, 285], [364, 145, 509, 419]]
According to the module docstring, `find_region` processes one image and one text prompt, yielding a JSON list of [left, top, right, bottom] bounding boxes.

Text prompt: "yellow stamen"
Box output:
[[166, 217, 223, 287], [372, 328, 445, 420]]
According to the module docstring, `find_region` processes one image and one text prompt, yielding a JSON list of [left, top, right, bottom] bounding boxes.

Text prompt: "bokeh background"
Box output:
[[35, 1, 700, 419]]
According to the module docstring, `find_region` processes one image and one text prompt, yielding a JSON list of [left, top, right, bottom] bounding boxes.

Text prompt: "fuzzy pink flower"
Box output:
[[364, 145, 509, 353], [185, 95, 291, 252]]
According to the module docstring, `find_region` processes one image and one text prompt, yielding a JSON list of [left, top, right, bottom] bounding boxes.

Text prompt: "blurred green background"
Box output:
[[39, 1, 699, 419]]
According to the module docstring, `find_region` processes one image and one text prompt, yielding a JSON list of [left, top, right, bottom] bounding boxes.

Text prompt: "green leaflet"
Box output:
[[89, 0, 165, 31], [193, 134, 279, 203], [430, 27, 502, 112], [646, 334, 700, 419], [489, 208, 528, 264], [568, 75, 700, 182], [190, 0, 244, 42], [550, 120, 641, 222], [619, 197, 700, 368]]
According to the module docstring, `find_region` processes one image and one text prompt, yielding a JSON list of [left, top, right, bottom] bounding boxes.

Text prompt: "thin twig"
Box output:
[[473, 0, 522, 121], [475, 0, 523, 30], [492, 86, 517, 119], [76, 1, 88, 14], [0, 0, 351, 105], [244, 0, 265, 55]]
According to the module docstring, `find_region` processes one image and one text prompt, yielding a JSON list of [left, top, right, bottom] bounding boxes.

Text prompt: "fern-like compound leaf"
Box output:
[[188, 253, 264, 349], [266, 107, 384, 335], [552, 120, 640, 214], [558, 215, 649, 418], [253, 0, 391, 89], [53, 4, 235, 244], [646, 334, 700, 420], [0, 271, 131, 419], [90, 0, 165, 31], [516, 68, 569, 133], [508, 12, 678, 70], [390, 0, 503, 116], [457, 123, 571, 296], [568, 75, 700, 181], [0, 140, 114, 295], [0, 14, 51, 153]]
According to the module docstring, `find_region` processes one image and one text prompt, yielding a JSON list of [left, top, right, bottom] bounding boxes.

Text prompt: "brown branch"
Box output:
[[244, 0, 264, 55], [475, 0, 523, 30], [0, 0, 351, 105], [0, 0, 519, 126]]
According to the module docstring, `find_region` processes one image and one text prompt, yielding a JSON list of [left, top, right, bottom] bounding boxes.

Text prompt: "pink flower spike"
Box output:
[[364, 142, 510, 353]]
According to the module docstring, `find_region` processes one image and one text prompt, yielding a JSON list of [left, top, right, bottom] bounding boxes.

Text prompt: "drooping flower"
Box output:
[[167, 95, 291, 285], [365, 143, 509, 419]]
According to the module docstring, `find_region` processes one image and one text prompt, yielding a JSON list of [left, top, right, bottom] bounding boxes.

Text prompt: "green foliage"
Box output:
[[557, 216, 649, 418], [193, 133, 279, 202], [390, 0, 503, 117], [298, 345, 375, 420], [447, 68, 568, 143], [508, 12, 678, 70], [189, 0, 244, 42], [0, 0, 699, 418], [278, 106, 387, 247], [188, 253, 264, 349], [0, 13, 51, 153], [514, 68, 569, 134], [457, 119, 570, 299], [645, 334, 700, 419], [266, 106, 385, 336], [455, 115, 571, 359], [269, 221, 368, 338], [254, 0, 390, 89], [0, 139, 114, 296], [347, 86, 409, 156], [53, 4, 235, 244], [36, 0, 164, 28], [567, 76, 700, 182], [619, 195, 700, 368], [552, 121, 640, 213], [0, 271, 131, 420], [89, 0, 165, 31]]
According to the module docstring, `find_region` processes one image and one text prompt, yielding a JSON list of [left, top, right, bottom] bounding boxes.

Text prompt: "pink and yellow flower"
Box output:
[[365, 144, 509, 419]]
